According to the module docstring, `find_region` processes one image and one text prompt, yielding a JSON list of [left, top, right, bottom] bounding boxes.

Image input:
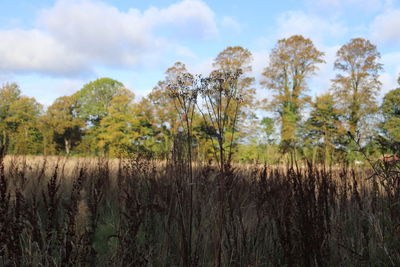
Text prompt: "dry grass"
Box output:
[[0, 154, 399, 266]]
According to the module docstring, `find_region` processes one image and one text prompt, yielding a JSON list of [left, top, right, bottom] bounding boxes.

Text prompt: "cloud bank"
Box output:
[[370, 8, 400, 45], [0, 0, 218, 76]]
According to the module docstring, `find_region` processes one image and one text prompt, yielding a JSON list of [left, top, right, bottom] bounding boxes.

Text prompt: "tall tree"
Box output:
[[212, 46, 256, 126], [132, 97, 166, 158], [261, 35, 324, 151], [75, 78, 133, 154], [331, 38, 382, 139], [43, 95, 83, 155], [96, 91, 138, 156], [147, 62, 189, 156], [0, 82, 43, 154], [6, 96, 43, 154], [0, 83, 21, 146], [304, 93, 343, 164], [260, 117, 276, 145], [199, 46, 256, 167], [76, 78, 126, 127]]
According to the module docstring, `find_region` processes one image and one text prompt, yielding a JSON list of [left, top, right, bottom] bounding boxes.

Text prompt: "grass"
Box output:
[[0, 154, 399, 266]]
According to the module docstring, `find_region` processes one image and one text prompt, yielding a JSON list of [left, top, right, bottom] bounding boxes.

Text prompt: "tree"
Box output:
[[0, 83, 21, 117], [331, 38, 382, 139], [6, 96, 43, 154], [75, 78, 133, 154], [304, 93, 343, 164], [0, 83, 21, 147], [43, 95, 83, 155], [381, 76, 400, 143], [243, 116, 277, 163], [196, 46, 256, 168], [167, 70, 198, 166], [76, 78, 127, 127], [131, 97, 168, 158], [260, 117, 276, 145], [147, 62, 189, 158], [261, 35, 324, 151], [198, 69, 243, 170], [212, 46, 256, 135], [96, 91, 138, 156], [0, 83, 43, 154]]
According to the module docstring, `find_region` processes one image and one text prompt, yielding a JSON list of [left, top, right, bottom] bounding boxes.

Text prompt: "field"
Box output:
[[0, 154, 399, 266]]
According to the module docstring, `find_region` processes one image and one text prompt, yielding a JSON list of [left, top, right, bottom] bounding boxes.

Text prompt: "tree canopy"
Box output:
[[331, 38, 382, 138], [76, 78, 127, 126], [381, 76, 400, 143], [0, 39, 396, 164], [261, 35, 325, 151]]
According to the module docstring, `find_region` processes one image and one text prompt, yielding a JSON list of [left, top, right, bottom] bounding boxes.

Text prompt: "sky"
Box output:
[[0, 0, 399, 107]]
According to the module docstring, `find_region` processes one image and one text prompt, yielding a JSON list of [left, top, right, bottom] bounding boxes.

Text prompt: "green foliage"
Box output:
[[42, 95, 83, 155], [0, 83, 22, 147], [260, 117, 275, 144], [233, 116, 278, 163], [381, 81, 400, 143], [0, 83, 21, 120], [96, 94, 138, 156], [76, 78, 126, 126], [0, 83, 43, 154], [0, 39, 395, 163], [303, 93, 343, 164], [146, 62, 189, 159]]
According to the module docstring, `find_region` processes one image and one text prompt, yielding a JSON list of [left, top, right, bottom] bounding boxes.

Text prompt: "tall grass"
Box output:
[[0, 152, 399, 266]]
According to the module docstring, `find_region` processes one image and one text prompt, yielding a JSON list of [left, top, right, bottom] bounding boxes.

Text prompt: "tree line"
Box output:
[[0, 35, 399, 164]]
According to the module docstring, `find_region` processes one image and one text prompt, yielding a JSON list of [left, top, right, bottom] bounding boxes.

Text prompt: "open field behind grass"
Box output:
[[1, 155, 400, 266]]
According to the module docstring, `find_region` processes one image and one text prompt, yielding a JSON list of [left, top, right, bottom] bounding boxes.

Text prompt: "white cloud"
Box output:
[[144, 0, 218, 39], [0, 0, 218, 76], [370, 9, 400, 45], [0, 29, 88, 75], [38, 0, 153, 66], [274, 11, 347, 43]]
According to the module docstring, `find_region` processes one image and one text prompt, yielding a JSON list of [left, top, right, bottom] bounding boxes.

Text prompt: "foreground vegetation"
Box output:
[[1, 152, 400, 266]]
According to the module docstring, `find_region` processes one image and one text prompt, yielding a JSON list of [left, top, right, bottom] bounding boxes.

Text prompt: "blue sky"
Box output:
[[0, 0, 399, 106]]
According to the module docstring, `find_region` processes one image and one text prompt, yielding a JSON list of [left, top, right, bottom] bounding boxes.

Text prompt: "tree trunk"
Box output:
[[2, 130, 6, 146], [65, 138, 70, 155]]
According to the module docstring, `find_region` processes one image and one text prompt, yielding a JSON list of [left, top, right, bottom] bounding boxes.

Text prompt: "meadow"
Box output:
[[1, 152, 399, 266]]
